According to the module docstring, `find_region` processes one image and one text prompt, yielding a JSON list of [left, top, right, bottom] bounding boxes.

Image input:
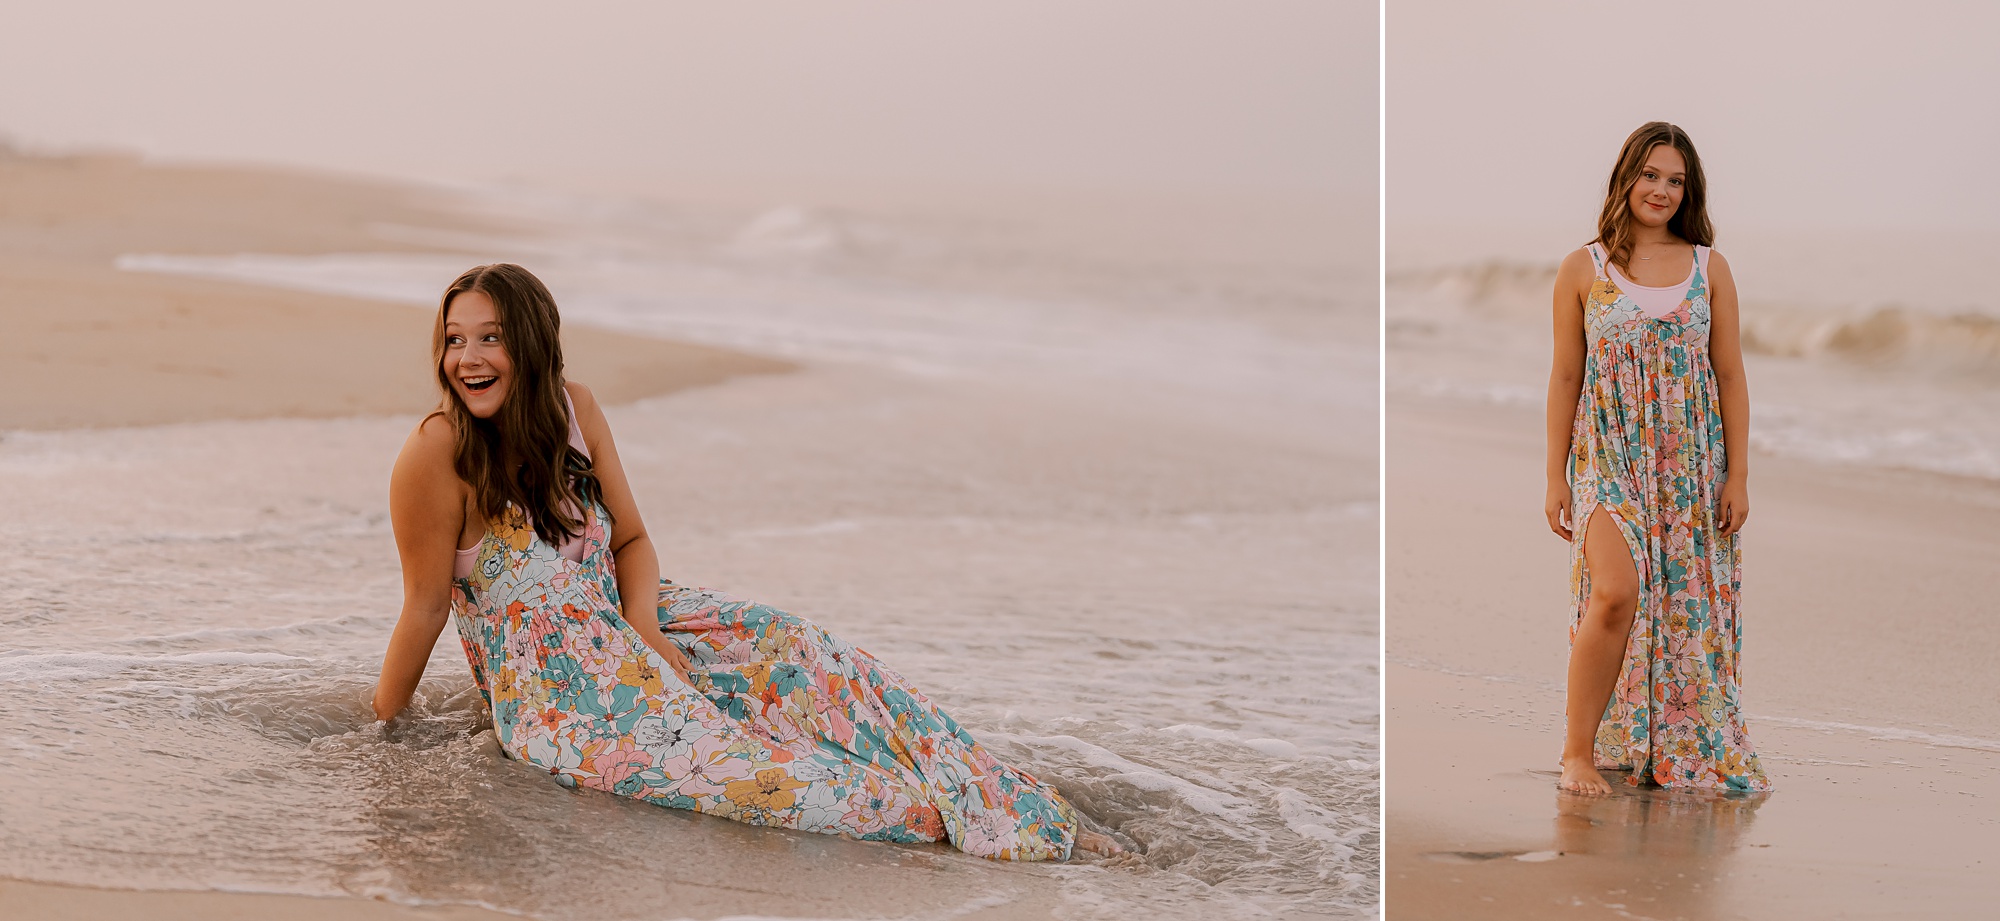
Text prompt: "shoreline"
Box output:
[[0, 854, 1073, 921], [0, 879, 518, 921], [1386, 395, 2000, 919], [1, 150, 793, 431], [0, 150, 1367, 920]]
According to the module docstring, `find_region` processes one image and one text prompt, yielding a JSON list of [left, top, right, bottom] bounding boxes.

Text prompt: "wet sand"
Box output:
[[0, 863, 1071, 921], [1, 150, 1368, 919], [2, 359, 1367, 921], [0, 149, 789, 430], [0, 879, 511, 921], [1386, 398, 2000, 919], [0, 153, 795, 919]]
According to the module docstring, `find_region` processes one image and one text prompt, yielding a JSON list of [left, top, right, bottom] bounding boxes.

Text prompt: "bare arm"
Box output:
[[568, 383, 694, 684], [1545, 248, 1594, 540], [373, 414, 465, 721], [1707, 251, 1751, 536]]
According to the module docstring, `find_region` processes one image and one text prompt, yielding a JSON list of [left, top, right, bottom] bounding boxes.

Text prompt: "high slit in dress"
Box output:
[[1568, 243, 1772, 793], [446, 394, 1080, 859]]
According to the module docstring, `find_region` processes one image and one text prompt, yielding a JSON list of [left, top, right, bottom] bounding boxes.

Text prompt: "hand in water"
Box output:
[[1077, 830, 1127, 858]]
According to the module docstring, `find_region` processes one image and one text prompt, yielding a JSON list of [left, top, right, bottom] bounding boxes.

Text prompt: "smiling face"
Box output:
[[441, 289, 513, 418], [1626, 143, 1687, 229]]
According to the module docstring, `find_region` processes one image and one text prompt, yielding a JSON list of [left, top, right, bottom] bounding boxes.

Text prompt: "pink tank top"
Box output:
[[453, 390, 591, 579], [1595, 243, 1708, 318]]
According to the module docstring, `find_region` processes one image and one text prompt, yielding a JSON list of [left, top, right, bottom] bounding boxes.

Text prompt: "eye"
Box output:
[[483, 334, 501, 343], [445, 334, 464, 346], [1642, 171, 1657, 181], [1669, 177, 1683, 187]]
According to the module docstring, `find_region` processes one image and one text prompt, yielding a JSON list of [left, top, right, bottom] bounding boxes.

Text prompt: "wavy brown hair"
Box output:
[[1594, 121, 1713, 275], [432, 263, 605, 546]]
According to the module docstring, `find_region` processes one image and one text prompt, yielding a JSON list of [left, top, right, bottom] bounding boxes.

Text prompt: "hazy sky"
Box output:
[[0, 1, 1374, 217], [1391, 1, 2000, 249]]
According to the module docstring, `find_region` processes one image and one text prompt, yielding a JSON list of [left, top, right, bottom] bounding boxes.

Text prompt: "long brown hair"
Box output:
[[431, 263, 605, 546], [1594, 121, 1713, 274]]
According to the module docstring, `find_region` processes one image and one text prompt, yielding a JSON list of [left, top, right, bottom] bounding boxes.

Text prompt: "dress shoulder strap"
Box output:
[[1694, 244, 1711, 278], [562, 388, 591, 461], [1584, 242, 1608, 279]]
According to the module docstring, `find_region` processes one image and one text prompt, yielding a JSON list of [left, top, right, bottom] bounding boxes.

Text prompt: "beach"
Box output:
[[0, 152, 1376, 920], [0, 879, 511, 921], [1385, 398, 2000, 919], [0, 149, 786, 429]]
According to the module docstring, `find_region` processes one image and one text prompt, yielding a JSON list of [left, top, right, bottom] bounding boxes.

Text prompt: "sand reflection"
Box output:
[[1551, 775, 1766, 862], [1406, 770, 1770, 919], [1541, 775, 1768, 916]]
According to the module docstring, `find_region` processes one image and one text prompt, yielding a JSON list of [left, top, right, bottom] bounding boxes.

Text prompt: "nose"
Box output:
[[459, 340, 490, 372]]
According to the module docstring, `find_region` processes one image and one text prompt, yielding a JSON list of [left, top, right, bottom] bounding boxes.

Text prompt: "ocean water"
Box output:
[[1388, 231, 2000, 481], [2, 191, 1377, 918]]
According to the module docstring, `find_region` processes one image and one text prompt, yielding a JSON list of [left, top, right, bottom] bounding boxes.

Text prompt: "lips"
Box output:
[[463, 375, 498, 394]]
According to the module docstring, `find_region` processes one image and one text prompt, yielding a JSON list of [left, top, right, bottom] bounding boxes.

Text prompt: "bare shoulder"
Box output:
[[390, 412, 466, 541], [1553, 246, 1598, 306], [1707, 248, 1735, 279], [563, 380, 613, 447], [406, 414, 454, 456], [563, 379, 599, 414], [395, 412, 461, 487], [1556, 246, 1596, 281], [1705, 249, 1738, 308]]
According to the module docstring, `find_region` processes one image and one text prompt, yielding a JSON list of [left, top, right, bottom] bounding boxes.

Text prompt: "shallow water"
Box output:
[[2, 194, 1377, 919], [1387, 238, 2000, 481]]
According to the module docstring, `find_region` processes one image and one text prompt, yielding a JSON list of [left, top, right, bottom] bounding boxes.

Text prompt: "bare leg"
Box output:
[[1560, 508, 1639, 795]]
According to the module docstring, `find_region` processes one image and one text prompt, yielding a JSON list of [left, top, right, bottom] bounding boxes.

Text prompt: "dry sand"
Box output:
[[0, 148, 789, 430], [1386, 397, 2000, 920]]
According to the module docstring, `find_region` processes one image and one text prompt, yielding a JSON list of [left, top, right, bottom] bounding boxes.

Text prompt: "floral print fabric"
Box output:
[[1568, 243, 1771, 793], [449, 499, 1079, 859]]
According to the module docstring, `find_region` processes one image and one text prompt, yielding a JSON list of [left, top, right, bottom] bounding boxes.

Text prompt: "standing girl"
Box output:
[[1544, 122, 1772, 794]]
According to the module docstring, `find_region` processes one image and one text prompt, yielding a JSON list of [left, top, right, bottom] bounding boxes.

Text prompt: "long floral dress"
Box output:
[[449, 497, 1080, 859], [1567, 242, 1771, 793]]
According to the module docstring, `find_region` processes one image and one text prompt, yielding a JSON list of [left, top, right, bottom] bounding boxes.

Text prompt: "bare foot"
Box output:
[[1076, 830, 1125, 857], [1558, 756, 1613, 795]]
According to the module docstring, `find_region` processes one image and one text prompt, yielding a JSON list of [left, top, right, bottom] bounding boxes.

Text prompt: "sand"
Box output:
[[0, 151, 796, 919], [0, 866, 1076, 921], [0, 149, 789, 430], [0, 150, 1367, 919], [1386, 397, 2000, 920], [0, 879, 513, 921]]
